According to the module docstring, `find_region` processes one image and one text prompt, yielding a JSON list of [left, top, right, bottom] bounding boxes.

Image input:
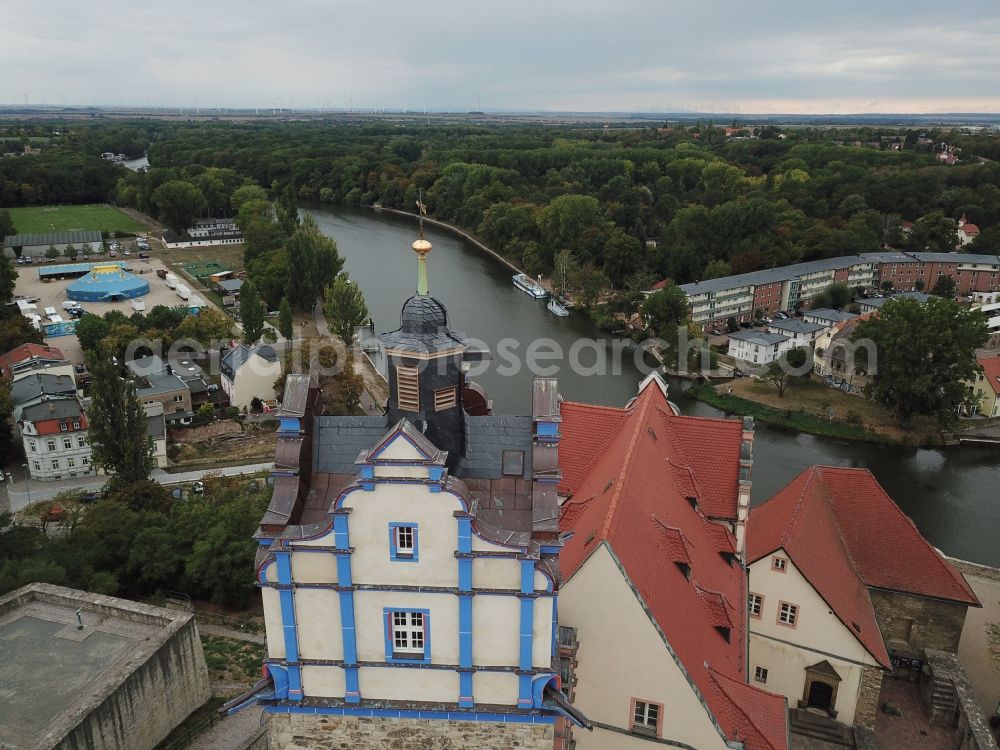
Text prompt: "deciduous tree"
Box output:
[[323, 273, 368, 345], [851, 297, 987, 425], [239, 279, 265, 345], [153, 179, 206, 234]]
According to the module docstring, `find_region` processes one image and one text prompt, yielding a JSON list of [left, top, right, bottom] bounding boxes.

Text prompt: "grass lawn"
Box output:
[[690, 377, 942, 446], [7, 204, 147, 235]]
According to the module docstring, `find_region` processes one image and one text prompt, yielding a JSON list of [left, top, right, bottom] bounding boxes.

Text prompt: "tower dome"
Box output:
[[400, 294, 448, 335]]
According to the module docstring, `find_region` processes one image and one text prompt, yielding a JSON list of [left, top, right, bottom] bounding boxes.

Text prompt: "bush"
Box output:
[[845, 410, 864, 425]]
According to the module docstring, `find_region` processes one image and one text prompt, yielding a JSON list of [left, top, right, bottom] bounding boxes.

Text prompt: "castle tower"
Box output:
[[379, 232, 468, 468]]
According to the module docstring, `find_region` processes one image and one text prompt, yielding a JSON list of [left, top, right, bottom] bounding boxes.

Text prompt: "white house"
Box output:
[[801, 308, 857, 328], [18, 400, 93, 481], [766, 318, 827, 347], [220, 344, 281, 410], [748, 466, 979, 739], [728, 330, 790, 365]]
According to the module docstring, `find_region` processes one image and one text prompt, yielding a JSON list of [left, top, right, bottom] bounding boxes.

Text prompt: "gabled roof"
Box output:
[[560, 377, 781, 750], [767, 319, 826, 335], [976, 355, 1000, 396], [0, 343, 66, 378], [705, 666, 789, 750], [749, 467, 979, 666], [729, 330, 788, 347]]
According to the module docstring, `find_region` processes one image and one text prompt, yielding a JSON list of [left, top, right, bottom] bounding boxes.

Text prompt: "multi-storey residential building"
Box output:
[[766, 319, 827, 348], [678, 252, 1000, 328], [19, 400, 93, 480], [10, 373, 77, 421], [968, 355, 1000, 418], [728, 330, 791, 365], [220, 344, 281, 409]]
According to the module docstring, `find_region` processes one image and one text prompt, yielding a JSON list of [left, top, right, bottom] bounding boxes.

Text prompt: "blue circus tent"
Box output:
[[66, 265, 150, 301]]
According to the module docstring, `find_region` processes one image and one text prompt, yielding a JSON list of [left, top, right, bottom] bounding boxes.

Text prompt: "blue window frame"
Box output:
[[383, 608, 431, 663], [388, 522, 419, 562]]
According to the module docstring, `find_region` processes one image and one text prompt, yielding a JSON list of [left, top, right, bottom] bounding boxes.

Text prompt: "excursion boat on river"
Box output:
[[547, 298, 570, 316], [512, 273, 547, 299]]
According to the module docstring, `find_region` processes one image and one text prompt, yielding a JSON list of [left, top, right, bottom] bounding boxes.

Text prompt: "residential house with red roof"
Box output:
[[958, 215, 980, 248], [557, 373, 788, 750], [0, 342, 74, 383], [969, 354, 1000, 418], [748, 466, 979, 743]]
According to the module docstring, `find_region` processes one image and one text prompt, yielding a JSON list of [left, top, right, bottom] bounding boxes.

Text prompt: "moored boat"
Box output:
[[547, 298, 570, 316], [512, 273, 547, 299]]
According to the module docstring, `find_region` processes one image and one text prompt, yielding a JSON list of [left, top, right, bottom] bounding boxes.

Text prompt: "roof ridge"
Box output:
[[599, 389, 654, 541], [705, 665, 782, 750], [561, 400, 627, 415]]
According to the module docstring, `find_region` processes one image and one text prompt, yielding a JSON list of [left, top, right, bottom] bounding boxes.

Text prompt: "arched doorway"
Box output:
[[802, 660, 842, 718]]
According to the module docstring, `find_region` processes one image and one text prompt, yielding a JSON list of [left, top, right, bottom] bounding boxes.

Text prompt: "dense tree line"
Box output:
[[0, 476, 268, 607], [106, 121, 1000, 290]]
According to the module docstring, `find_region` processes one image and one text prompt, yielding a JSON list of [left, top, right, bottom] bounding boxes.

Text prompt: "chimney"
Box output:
[[734, 416, 754, 560]]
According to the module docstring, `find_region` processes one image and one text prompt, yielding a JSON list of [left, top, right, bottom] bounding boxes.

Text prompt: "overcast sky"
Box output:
[[2, 0, 999, 114]]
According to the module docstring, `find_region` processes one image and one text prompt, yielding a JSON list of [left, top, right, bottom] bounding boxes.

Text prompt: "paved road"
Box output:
[[2, 462, 273, 513]]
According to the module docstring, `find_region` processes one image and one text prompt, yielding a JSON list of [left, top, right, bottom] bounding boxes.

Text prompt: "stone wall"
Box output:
[[853, 666, 884, 731], [868, 589, 968, 657], [53, 615, 211, 750], [268, 712, 554, 750]]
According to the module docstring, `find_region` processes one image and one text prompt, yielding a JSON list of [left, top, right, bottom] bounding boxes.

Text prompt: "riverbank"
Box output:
[[687, 378, 944, 446], [370, 205, 529, 278]]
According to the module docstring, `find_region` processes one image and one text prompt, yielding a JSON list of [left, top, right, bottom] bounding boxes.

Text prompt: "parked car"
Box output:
[[79, 491, 100, 504]]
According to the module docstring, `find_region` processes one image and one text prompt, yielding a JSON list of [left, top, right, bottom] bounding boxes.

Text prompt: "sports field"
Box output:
[[6, 204, 147, 235]]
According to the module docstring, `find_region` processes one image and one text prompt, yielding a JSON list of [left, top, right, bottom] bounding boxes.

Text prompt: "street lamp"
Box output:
[[20, 463, 31, 508]]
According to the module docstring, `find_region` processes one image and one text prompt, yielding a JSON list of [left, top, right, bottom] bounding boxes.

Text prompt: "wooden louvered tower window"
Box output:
[[396, 365, 420, 411]]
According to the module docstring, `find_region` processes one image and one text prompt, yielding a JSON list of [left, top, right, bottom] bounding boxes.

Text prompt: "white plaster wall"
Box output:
[[353, 590, 459, 663], [343, 482, 463, 588], [291, 552, 337, 583], [475, 671, 520, 706], [473, 558, 521, 590], [749, 634, 864, 725], [748, 554, 880, 666], [301, 665, 346, 698], [359, 666, 457, 703], [376, 439, 424, 460], [231, 362, 280, 408], [533, 597, 555, 669], [559, 545, 730, 750], [295, 588, 343, 661], [472, 595, 521, 666], [261, 586, 285, 659], [747, 553, 880, 725]]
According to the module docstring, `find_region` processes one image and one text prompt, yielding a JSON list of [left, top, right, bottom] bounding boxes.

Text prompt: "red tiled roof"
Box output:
[[0, 343, 66, 378], [706, 666, 789, 750], [977, 356, 1000, 396], [651, 279, 670, 291], [560, 378, 784, 750], [961, 223, 980, 235], [749, 467, 978, 665]]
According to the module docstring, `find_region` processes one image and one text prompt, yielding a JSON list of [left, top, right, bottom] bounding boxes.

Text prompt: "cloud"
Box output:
[[1, 0, 998, 112]]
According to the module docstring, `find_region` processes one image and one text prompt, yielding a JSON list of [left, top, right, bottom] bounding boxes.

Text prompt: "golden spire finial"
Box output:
[[413, 190, 431, 295]]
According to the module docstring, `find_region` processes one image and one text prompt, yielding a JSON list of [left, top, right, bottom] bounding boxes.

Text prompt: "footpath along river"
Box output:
[[308, 204, 1000, 566]]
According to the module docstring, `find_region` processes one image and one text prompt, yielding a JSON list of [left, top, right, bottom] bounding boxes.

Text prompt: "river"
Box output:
[[307, 205, 1000, 566]]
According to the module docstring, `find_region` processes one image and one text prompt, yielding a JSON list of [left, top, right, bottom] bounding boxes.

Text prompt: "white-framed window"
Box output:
[[78, 436, 87, 447], [72, 420, 81, 430], [28, 441, 36, 453], [63, 438, 72, 450], [50, 459, 59, 470], [778, 601, 799, 627], [46, 439, 56, 452], [82, 457, 89, 465], [388, 610, 427, 658], [59, 421, 67, 432], [173, 394, 184, 402], [67, 458, 75, 468], [396, 525, 414, 555], [754, 666, 768, 684], [630, 699, 662, 737], [749, 593, 763, 619], [32, 461, 41, 471], [772, 556, 787, 572]]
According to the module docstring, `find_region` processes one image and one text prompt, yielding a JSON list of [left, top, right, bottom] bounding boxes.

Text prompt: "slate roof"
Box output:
[[379, 294, 468, 354], [10, 373, 76, 405], [728, 330, 788, 347], [221, 344, 278, 374], [749, 467, 979, 667], [803, 308, 857, 324], [767, 319, 826, 335], [3, 230, 102, 247], [909, 252, 1000, 264], [313, 415, 390, 474], [456, 415, 533, 479], [21, 399, 83, 422], [559, 377, 782, 750], [859, 291, 931, 310], [218, 279, 243, 293], [137, 371, 187, 396]]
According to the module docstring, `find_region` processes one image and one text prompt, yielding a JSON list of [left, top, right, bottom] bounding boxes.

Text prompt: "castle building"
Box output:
[[243, 233, 586, 749]]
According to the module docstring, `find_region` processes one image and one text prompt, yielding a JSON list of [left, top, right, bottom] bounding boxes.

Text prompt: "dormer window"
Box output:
[[675, 562, 691, 580], [502, 450, 524, 476]]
